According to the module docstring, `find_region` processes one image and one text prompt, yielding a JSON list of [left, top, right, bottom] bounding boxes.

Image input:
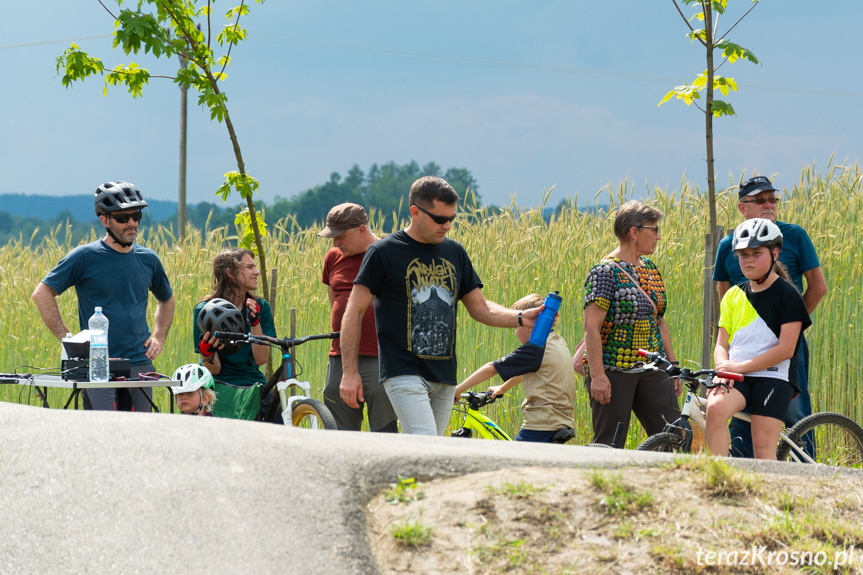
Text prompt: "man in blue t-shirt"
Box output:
[[713, 176, 827, 457], [31, 181, 175, 412]]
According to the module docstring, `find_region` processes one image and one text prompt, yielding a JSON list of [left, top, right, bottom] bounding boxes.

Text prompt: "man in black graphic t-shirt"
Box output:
[[338, 176, 545, 436]]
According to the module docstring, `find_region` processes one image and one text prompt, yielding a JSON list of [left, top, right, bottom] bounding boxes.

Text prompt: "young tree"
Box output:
[[660, 0, 760, 235], [659, 0, 760, 362], [56, 0, 271, 299]]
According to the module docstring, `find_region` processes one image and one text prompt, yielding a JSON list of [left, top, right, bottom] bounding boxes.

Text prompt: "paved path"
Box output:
[[0, 402, 857, 574]]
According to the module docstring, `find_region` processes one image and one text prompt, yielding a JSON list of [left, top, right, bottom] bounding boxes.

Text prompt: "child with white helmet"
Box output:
[[172, 364, 217, 416], [707, 218, 811, 459]]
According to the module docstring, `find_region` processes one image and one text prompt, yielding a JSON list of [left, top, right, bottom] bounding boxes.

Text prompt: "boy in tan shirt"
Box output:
[[454, 293, 577, 442]]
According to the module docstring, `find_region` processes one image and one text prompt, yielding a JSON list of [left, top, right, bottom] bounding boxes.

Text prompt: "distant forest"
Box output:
[[0, 161, 485, 245]]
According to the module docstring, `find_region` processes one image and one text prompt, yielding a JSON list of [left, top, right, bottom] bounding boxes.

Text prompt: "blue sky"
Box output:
[[1, 1, 861, 209]]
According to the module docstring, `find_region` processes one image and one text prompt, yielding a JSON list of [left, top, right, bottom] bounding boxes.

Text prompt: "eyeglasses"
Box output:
[[637, 225, 660, 233], [109, 211, 143, 224], [413, 203, 456, 225], [740, 197, 780, 206]]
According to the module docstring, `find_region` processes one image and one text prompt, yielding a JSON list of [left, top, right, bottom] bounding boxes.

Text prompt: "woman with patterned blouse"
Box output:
[[581, 200, 681, 445]]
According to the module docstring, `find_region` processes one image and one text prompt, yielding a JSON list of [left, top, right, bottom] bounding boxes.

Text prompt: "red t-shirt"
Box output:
[[322, 247, 378, 357]]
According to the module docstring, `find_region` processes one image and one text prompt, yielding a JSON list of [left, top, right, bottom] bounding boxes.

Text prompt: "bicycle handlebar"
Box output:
[[213, 331, 339, 351], [458, 390, 500, 410], [635, 349, 743, 390]]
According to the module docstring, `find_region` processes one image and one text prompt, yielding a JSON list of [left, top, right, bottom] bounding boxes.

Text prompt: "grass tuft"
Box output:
[[390, 513, 433, 548]]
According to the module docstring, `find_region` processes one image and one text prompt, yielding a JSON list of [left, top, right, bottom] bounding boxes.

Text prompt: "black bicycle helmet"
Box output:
[[94, 181, 149, 216], [196, 298, 245, 355]]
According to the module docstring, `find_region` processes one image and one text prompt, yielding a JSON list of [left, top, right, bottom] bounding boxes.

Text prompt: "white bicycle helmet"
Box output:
[[171, 364, 215, 394], [731, 218, 783, 251]]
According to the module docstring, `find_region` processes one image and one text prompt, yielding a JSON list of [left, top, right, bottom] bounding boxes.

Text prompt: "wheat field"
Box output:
[[1, 161, 860, 447]]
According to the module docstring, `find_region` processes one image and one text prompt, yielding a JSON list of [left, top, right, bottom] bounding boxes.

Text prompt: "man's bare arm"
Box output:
[[460, 288, 541, 328], [801, 266, 827, 315], [151, 295, 175, 343], [715, 280, 730, 303], [145, 295, 175, 360], [31, 282, 69, 340], [340, 285, 373, 373]]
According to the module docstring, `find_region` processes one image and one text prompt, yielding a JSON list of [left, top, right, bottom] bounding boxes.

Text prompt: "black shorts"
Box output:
[[734, 375, 795, 421]]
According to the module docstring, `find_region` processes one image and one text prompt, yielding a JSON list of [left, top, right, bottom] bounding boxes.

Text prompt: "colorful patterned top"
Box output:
[[582, 257, 668, 372]]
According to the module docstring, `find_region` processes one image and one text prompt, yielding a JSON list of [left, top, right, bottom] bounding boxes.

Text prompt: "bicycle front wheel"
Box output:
[[291, 398, 338, 430], [777, 412, 863, 468], [637, 432, 687, 453]]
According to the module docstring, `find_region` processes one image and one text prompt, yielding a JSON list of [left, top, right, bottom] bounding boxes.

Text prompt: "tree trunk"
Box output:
[[204, 70, 270, 302], [178, 53, 188, 241], [702, 2, 719, 362]]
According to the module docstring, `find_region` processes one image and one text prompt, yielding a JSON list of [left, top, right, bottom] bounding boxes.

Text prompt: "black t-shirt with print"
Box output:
[[355, 230, 483, 385]]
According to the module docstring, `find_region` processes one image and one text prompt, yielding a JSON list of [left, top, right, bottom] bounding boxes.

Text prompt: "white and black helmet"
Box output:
[[732, 218, 783, 251], [171, 364, 215, 394], [94, 181, 149, 215]]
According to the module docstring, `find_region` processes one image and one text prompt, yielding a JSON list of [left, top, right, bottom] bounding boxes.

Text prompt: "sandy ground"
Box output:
[[368, 465, 863, 574]]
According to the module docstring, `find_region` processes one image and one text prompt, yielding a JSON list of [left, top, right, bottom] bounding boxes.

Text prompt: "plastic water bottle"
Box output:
[[88, 307, 110, 383], [528, 291, 563, 347]]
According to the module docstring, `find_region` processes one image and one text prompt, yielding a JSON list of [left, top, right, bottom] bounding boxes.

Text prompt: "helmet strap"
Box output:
[[105, 226, 133, 249], [754, 251, 775, 285]]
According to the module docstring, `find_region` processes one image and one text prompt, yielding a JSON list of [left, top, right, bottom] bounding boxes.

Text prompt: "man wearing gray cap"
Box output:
[[713, 175, 827, 457], [318, 203, 398, 432]]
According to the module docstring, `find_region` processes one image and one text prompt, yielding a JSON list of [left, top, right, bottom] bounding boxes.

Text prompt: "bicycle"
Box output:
[[634, 350, 863, 468], [213, 330, 339, 429], [450, 391, 575, 444]]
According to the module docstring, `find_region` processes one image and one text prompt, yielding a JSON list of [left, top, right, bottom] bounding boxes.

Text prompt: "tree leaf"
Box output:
[[657, 84, 701, 107], [233, 206, 267, 252], [55, 44, 105, 87], [687, 29, 707, 43], [711, 100, 737, 117], [716, 40, 760, 65]]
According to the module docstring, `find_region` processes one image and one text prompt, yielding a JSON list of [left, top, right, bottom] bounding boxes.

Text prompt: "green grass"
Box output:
[[390, 513, 433, 548], [2, 162, 862, 445], [664, 454, 761, 498], [587, 469, 654, 516], [382, 475, 425, 504], [486, 481, 548, 499]]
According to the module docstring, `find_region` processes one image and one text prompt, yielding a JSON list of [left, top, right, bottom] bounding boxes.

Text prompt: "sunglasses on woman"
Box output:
[[109, 211, 143, 224], [412, 203, 456, 225]]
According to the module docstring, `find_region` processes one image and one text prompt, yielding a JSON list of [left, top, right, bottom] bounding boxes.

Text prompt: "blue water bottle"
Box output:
[[528, 291, 562, 347]]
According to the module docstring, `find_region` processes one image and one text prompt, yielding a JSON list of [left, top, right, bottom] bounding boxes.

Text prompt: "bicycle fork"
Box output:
[[275, 350, 312, 425]]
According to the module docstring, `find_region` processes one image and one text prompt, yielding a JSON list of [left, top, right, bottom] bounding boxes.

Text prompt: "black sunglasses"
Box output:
[[412, 203, 456, 225], [740, 196, 780, 206], [109, 211, 143, 224]]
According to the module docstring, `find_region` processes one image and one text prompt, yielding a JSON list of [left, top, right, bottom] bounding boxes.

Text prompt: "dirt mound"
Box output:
[[368, 461, 863, 574]]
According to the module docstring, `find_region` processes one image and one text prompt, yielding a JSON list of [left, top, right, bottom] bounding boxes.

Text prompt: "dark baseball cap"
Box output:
[[738, 176, 778, 199], [318, 203, 369, 238]]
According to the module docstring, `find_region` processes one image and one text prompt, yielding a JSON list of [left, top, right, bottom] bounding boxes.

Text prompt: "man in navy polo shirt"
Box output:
[[32, 181, 175, 412], [713, 175, 827, 457]]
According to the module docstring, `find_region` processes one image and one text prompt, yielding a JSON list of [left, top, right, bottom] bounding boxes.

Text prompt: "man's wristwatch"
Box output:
[[517, 311, 524, 327]]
